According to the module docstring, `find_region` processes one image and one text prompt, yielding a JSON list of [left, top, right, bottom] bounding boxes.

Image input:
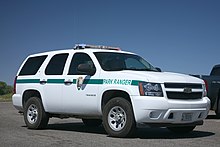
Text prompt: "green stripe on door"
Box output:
[[73, 79, 77, 84], [47, 79, 64, 84], [83, 79, 103, 84]]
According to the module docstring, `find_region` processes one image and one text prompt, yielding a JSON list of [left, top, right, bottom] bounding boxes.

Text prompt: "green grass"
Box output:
[[0, 93, 13, 102]]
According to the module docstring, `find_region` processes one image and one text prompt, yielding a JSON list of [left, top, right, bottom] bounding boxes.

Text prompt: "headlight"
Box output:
[[139, 82, 163, 97]]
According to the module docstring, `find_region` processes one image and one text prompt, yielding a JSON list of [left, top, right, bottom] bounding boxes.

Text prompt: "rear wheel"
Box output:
[[82, 119, 102, 127], [24, 97, 49, 129], [167, 126, 196, 134], [103, 97, 136, 137]]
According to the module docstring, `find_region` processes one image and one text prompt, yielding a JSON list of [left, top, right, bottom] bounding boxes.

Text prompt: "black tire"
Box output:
[[167, 126, 196, 134], [24, 97, 49, 129], [103, 97, 136, 137], [82, 119, 102, 127]]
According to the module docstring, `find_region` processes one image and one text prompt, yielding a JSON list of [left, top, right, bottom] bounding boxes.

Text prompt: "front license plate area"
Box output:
[[182, 113, 192, 121]]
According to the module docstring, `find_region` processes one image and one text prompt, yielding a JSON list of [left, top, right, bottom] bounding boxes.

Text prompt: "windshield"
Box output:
[[94, 52, 158, 72]]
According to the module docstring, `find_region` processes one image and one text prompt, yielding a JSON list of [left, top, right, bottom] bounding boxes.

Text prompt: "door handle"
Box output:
[[64, 80, 73, 85], [40, 80, 47, 85]]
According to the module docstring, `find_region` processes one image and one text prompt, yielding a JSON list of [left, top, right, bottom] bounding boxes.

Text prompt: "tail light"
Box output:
[[204, 80, 208, 92], [202, 80, 208, 97], [13, 76, 17, 94]]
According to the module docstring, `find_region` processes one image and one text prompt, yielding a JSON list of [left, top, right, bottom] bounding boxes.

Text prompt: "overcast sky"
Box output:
[[0, 0, 220, 85]]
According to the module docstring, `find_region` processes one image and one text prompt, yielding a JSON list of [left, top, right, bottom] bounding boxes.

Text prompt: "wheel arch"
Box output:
[[22, 89, 42, 107], [101, 89, 132, 112]]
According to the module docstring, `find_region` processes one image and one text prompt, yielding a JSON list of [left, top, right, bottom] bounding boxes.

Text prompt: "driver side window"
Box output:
[[68, 53, 95, 75]]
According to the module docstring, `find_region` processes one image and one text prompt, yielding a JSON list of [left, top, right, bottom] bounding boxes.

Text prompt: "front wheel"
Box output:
[[103, 97, 136, 137], [24, 97, 49, 129], [167, 126, 196, 134]]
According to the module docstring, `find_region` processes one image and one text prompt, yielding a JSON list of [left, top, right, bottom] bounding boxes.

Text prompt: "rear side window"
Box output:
[[45, 53, 68, 75], [19, 55, 47, 76]]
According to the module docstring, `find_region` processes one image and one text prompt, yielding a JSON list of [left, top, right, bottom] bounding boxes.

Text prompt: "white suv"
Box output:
[[12, 44, 210, 137]]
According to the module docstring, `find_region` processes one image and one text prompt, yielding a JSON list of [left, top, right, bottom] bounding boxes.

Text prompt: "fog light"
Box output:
[[149, 111, 161, 119]]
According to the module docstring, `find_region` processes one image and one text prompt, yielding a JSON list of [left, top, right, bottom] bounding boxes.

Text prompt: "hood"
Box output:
[[118, 71, 203, 84]]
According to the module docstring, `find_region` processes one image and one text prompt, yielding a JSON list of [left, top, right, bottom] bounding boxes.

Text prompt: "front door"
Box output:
[[62, 53, 100, 115]]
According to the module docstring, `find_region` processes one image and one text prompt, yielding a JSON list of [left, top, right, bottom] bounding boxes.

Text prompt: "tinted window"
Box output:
[[211, 67, 220, 76], [19, 55, 47, 76], [94, 52, 157, 71], [68, 53, 95, 75], [45, 53, 68, 75], [125, 58, 147, 69]]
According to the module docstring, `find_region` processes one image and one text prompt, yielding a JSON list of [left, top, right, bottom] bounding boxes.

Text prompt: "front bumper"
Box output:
[[131, 96, 210, 126]]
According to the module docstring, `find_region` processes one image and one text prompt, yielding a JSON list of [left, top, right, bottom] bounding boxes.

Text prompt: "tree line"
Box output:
[[0, 81, 13, 95]]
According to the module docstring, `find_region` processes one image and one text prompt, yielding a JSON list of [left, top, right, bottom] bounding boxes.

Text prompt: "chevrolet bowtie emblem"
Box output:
[[183, 87, 192, 94]]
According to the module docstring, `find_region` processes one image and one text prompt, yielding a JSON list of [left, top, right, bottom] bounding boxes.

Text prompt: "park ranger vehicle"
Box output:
[[12, 44, 210, 137]]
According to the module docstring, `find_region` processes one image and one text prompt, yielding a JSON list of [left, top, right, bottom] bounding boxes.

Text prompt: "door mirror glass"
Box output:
[[77, 63, 96, 76]]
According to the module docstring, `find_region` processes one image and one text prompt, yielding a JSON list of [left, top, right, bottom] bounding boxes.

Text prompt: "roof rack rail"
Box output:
[[74, 44, 121, 51]]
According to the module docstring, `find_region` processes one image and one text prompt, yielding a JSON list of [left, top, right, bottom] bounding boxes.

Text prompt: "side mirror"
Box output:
[[155, 67, 162, 72], [77, 63, 96, 76]]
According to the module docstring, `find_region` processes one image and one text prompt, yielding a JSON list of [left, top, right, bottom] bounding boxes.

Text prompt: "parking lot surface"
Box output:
[[0, 102, 219, 147]]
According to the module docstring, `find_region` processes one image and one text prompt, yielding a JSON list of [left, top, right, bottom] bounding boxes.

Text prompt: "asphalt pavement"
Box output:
[[0, 102, 219, 147]]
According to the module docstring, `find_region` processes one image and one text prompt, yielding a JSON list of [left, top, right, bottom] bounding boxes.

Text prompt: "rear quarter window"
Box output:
[[19, 55, 47, 76]]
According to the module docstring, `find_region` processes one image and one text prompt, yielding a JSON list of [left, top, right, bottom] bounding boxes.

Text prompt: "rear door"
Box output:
[[41, 53, 69, 113]]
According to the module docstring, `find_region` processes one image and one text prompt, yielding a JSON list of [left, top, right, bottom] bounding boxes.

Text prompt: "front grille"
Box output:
[[164, 83, 203, 100], [164, 83, 202, 89], [166, 92, 203, 100]]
